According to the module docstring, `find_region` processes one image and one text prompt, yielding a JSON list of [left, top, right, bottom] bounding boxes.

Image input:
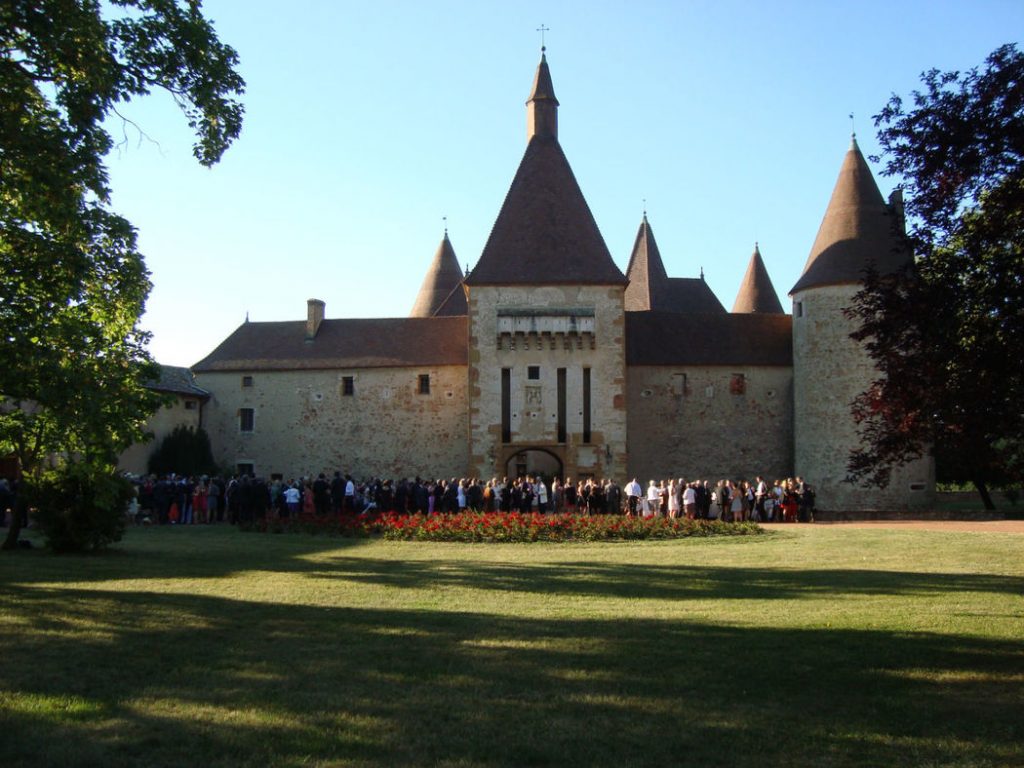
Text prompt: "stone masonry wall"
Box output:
[[792, 284, 935, 511], [626, 365, 794, 484], [467, 285, 628, 481], [196, 366, 468, 480]]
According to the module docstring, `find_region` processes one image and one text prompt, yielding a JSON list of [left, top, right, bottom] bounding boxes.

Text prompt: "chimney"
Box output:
[[306, 299, 325, 340]]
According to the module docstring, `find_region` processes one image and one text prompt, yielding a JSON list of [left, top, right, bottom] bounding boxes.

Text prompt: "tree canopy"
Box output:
[[847, 44, 1023, 508], [0, 1, 244, 546]]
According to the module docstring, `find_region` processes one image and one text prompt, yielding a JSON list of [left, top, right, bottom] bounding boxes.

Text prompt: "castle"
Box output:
[[183, 52, 934, 512]]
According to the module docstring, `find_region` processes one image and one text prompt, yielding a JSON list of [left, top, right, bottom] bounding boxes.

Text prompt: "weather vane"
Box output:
[[849, 112, 856, 139], [536, 24, 550, 51], [443, 215, 447, 235]]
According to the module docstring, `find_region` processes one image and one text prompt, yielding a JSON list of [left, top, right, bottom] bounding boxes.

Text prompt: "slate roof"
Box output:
[[624, 215, 725, 313], [149, 365, 209, 398], [791, 138, 910, 294], [192, 317, 467, 372], [732, 244, 784, 313], [626, 311, 792, 366], [410, 233, 467, 317]]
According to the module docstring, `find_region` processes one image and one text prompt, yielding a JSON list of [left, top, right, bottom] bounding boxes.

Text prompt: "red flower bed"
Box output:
[[250, 511, 762, 542]]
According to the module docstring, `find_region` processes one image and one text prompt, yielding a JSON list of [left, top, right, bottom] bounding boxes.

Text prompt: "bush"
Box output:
[[29, 464, 133, 553]]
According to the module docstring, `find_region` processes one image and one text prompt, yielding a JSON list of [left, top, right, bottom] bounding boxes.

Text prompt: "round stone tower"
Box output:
[[790, 138, 934, 512]]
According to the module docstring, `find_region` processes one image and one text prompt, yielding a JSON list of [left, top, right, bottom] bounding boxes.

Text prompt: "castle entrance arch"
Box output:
[[505, 448, 563, 482]]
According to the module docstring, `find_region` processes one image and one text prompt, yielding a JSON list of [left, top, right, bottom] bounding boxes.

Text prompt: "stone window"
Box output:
[[730, 374, 746, 395], [239, 408, 255, 432], [184, 400, 198, 410], [672, 373, 687, 396], [795, 301, 804, 318], [418, 374, 430, 395], [237, 462, 254, 476], [527, 365, 540, 380], [341, 376, 355, 396], [242, 375, 254, 387]]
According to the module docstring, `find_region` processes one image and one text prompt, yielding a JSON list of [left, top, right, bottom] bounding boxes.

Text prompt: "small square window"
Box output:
[[184, 400, 198, 410], [418, 374, 430, 395], [239, 408, 255, 432], [527, 365, 540, 380], [242, 375, 254, 387], [341, 376, 354, 396]]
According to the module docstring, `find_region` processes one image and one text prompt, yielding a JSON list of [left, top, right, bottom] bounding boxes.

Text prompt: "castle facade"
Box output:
[[190, 53, 935, 512]]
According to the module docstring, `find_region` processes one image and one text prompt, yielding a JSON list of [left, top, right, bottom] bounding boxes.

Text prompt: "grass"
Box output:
[[1, 524, 1022, 767]]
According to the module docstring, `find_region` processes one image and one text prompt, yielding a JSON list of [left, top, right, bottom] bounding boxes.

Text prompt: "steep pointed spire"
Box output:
[[526, 50, 559, 142], [466, 55, 624, 287], [733, 243, 784, 313], [410, 232, 467, 317], [791, 137, 910, 294], [624, 214, 669, 310]]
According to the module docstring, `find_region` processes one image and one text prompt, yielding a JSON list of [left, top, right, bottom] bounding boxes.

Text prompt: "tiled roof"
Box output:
[[626, 311, 792, 366], [149, 365, 209, 398], [624, 215, 725, 313], [624, 215, 669, 311], [528, 52, 559, 105], [465, 135, 627, 286], [733, 244, 784, 313], [791, 138, 910, 294], [192, 317, 467, 372], [410, 233, 466, 317], [661, 278, 727, 313]]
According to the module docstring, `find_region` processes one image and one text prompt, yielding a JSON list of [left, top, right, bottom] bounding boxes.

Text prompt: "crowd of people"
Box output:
[[117, 471, 816, 526]]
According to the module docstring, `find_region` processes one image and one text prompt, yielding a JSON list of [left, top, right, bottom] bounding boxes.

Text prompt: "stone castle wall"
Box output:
[[792, 284, 934, 510], [196, 366, 468, 480], [627, 365, 794, 483], [467, 284, 628, 481]]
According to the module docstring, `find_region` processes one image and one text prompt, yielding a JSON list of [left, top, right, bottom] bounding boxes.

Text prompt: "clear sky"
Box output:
[[102, 0, 1023, 367]]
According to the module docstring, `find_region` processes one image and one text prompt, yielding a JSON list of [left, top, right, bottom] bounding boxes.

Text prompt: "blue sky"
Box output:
[[103, 0, 1023, 366]]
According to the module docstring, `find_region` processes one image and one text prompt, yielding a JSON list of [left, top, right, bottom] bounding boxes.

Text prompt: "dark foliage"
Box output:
[[30, 463, 133, 552], [847, 44, 1024, 508], [147, 425, 217, 477]]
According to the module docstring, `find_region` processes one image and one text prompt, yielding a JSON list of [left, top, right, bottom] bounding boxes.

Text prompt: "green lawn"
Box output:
[[1, 525, 1022, 767]]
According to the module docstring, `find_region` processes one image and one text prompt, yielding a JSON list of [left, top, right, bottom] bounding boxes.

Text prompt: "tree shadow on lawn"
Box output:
[[7, 528, 1023, 606], [311, 555, 1024, 603], [1, 584, 1021, 767]]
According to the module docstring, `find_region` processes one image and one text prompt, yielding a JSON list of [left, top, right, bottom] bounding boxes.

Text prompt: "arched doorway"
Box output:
[[505, 448, 563, 482]]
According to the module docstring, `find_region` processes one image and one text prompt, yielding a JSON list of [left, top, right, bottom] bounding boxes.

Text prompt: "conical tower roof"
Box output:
[[791, 138, 910, 294], [625, 214, 669, 311], [410, 232, 466, 317], [733, 244, 784, 313], [466, 53, 625, 287], [528, 51, 559, 105]]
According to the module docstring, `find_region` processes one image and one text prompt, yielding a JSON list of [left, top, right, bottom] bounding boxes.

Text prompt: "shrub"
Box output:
[[147, 425, 217, 477], [29, 463, 133, 552]]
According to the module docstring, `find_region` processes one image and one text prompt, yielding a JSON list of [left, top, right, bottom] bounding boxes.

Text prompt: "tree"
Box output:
[[846, 44, 1023, 509], [0, 1, 244, 548], [147, 425, 217, 477]]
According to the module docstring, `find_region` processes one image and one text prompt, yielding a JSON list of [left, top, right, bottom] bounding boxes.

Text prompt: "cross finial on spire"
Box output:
[[642, 197, 647, 218], [443, 215, 447, 236], [536, 24, 549, 52]]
